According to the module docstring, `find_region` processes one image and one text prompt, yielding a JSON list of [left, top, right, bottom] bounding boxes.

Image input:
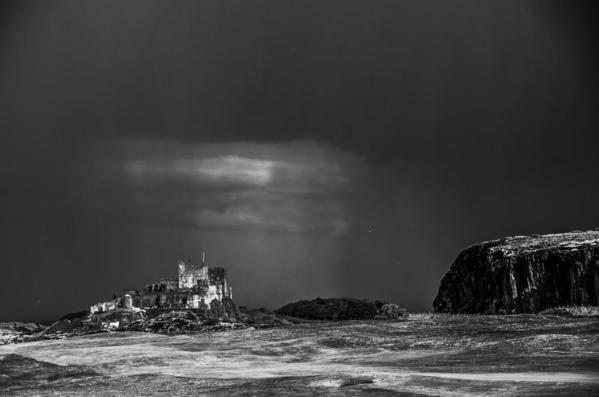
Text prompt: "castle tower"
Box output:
[[200, 251, 208, 279], [123, 294, 133, 310], [177, 260, 186, 289]]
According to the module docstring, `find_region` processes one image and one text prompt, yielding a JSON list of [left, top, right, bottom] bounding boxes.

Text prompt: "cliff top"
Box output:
[[476, 229, 599, 257]]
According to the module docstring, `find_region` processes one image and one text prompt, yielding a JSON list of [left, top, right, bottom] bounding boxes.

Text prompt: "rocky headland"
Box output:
[[0, 297, 244, 344], [433, 229, 599, 314], [1, 297, 409, 345]]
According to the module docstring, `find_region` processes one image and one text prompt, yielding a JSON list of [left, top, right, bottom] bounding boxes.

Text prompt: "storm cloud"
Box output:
[[92, 139, 365, 236], [0, 0, 598, 321]]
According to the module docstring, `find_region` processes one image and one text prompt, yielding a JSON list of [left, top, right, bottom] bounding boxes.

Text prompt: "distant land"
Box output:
[[3, 229, 599, 345], [1, 255, 409, 345]]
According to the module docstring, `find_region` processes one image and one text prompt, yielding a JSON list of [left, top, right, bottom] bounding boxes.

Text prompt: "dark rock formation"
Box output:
[[40, 320, 73, 336], [433, 230, 599, 314], [0, 322, 47, 344], [3, 298, 244, 344], [0, 322, 45, 334], [134, 299, 244, 333], [60, 310, 90, 321], [238, 307, 294, 328], [374, 303, 409, 320], [275, 298, 408, 321], [198, 297, 242, 322], [126, 310, 246, 334]]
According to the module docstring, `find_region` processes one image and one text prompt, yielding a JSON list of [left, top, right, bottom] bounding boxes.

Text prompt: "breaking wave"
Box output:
[[1, 315, 599, 396]]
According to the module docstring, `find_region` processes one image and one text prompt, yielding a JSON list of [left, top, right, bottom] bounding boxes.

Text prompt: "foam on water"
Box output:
[[2, 315, 599, 395]]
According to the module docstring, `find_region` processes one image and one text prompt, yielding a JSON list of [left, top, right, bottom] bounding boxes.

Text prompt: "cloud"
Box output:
[[126, 155, 275, 186], [94, 139, 367, 234]]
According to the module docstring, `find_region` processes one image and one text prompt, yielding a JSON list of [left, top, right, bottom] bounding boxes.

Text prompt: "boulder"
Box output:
[[433, 230, 599, 314], [374, 303, 409, 320]]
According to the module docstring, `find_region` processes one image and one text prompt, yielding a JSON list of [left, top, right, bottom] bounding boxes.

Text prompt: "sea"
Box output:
[[1, 314, 598, 396]]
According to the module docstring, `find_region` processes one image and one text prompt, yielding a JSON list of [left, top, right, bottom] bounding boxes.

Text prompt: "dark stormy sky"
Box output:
[[1, 1, 598, 321]]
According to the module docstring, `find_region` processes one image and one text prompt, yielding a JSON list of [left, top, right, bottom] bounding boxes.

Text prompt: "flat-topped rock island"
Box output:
[[434, 230, 599, 314]]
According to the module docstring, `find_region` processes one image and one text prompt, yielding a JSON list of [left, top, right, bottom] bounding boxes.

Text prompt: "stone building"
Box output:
[[178, 254, 209, 289], [89, 254, 234, 314]]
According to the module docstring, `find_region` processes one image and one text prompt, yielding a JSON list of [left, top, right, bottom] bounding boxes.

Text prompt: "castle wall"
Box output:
[[90, 299, 119, 314], [145, 279, 178, 293], [178, 260, 209, 289], [94, 258, 233, 312], [204, 285, 218, 307]]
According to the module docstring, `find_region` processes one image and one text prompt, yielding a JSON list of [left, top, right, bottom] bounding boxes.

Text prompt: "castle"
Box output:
[[90, 254, 233, 314]]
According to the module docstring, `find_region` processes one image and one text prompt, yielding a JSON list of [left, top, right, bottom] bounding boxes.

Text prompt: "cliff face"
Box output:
[[433, 230, 599, 314]]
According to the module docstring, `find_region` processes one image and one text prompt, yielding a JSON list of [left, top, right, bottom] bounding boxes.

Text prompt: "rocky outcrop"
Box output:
[[60, 310, 90, 321], [0, 322, 46, 345], [275, 298, 408, 321], [126, 310, 246, 334], [238, 307, 294, 328], [199, 297, 242, 322], [40, 320, 73, 336], [374, 303, 409, 320], [0, 322, 45, 334], [433, 230, 599, 314], [539, 306, 599, 317]]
